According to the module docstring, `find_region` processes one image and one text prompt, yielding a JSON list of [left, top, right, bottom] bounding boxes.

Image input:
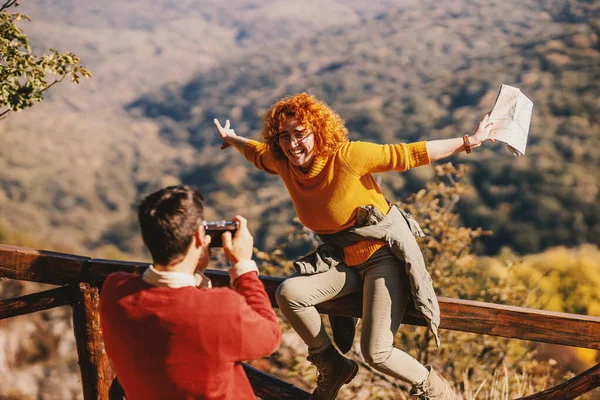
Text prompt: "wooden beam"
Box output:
[[0, 285, 71, 320], [516, 363, 600, 400], [0, 244, 92, 285], [0, 245, 144, 286], [71, 283, 115, 400], [204, 270, 600, 350], [243, 363, 310, 399], [434, 297, 600, 350], [1, 245, 599, 349]]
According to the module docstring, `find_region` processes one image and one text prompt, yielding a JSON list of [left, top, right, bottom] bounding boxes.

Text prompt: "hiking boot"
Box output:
[[328, 315, 358, 354], [307, 345, 359, 399], [410, 365, 456, 400]]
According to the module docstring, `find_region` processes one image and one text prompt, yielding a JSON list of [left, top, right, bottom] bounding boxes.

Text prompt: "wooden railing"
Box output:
[[0, 244, 599, 399]]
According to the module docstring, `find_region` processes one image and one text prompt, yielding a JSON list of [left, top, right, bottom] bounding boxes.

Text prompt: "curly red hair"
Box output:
[[261, 93, 348, 160]]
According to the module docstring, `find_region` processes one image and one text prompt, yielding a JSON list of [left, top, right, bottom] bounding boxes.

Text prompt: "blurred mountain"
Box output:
[[0, 0, 598, 257], [0, 0, 392, 256], [128, 0, 600, 255]]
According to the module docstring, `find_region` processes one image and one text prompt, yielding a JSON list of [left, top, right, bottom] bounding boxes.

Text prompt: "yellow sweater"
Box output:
[[244, 140, 430, 266]]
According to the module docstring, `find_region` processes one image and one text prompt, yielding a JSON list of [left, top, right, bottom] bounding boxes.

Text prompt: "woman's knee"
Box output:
[[361, 339, 393, 367], [275, 278, 308, 309]]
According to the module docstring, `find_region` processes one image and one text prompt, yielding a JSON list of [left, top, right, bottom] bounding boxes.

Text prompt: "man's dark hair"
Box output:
[[137, 185, 205, 266]]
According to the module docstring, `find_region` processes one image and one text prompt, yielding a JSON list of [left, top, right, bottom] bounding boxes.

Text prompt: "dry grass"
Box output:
[[462, 362, 533, 400]]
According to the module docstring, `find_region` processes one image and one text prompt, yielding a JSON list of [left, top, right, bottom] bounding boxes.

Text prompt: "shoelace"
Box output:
[[410, 384, 432, 399], [316, 370, 329, 386]]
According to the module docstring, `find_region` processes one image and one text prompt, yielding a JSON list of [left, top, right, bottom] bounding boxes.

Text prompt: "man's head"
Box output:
[[138, 185, 208, 269]]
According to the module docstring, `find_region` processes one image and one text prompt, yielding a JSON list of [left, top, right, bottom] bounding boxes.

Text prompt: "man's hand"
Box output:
[[222, 215, 253, 264], [470, 113, 496, 147], [213, 119, 236, 150]]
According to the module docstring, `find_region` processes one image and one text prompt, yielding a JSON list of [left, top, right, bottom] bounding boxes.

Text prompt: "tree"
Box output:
[[0, 0, 90, 120]]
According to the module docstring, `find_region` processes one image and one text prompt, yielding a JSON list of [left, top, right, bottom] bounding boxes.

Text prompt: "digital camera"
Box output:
[[203, 220, 239, 247]]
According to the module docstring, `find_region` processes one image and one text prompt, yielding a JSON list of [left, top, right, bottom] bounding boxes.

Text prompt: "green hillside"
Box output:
[[128, 0, 600, 255], [0, 0, 597, 257], [0, 0, 394, 256]]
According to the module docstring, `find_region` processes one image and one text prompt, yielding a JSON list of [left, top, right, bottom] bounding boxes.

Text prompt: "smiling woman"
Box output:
[[274, 117, 316, 170], [260, 93, 348, 167], [213, 92, 493, 399]]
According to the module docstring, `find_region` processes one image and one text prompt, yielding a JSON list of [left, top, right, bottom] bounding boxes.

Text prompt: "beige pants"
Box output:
[[276, 247, 429, 385]]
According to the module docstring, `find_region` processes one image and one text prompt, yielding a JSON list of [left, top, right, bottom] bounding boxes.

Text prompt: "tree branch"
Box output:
[[0, 0, 19, 13], [0, 75, 67, 121], [39, 75, 66, 95]]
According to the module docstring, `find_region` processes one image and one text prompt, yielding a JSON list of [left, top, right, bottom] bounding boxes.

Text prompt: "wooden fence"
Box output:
[[0, 244, 599, 399]]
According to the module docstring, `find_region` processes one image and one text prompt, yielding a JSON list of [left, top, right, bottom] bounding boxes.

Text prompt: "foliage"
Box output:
[[0, 0, 90, 119], [482, 244, 600, 372], [488, 245, 600, 316]]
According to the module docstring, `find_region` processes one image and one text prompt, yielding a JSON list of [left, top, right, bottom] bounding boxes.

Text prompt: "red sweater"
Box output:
[[99, 271, 281, 400]]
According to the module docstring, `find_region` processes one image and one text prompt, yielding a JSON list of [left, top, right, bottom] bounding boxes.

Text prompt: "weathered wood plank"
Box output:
[[243, 363, 311, 399], [0, 285, 71, 320], [0, 244, 90, 285], [0, 245, 145, 286], [205, 271, 600, 350], [72, 283, 115, 400], [1, 245, 599, 349], [517, 363, 600, 399], [85, 259, 147, 286], [434, 298, 600, 350]]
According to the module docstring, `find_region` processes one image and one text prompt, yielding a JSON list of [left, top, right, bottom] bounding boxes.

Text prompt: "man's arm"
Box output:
[[221, 216, 281, 360], [229, 267, 281, 359], [426, 114, 495, 162]]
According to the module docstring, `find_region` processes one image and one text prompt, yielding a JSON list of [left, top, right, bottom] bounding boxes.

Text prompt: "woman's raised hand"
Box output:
[[213, 119, 237, 150], [470, 113, 496, 147]]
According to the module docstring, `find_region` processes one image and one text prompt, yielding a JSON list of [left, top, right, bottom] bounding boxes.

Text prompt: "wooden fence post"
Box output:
[[71, 282, 114, 400]]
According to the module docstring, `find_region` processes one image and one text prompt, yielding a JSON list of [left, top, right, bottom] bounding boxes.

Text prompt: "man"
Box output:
[[99, 185, 281, 399]]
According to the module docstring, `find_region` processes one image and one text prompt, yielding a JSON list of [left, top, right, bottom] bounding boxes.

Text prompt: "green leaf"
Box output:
[[0, 8, 91, 117]]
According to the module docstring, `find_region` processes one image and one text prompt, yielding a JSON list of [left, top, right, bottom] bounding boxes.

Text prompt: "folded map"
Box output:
[[488, 84, 533, 155]]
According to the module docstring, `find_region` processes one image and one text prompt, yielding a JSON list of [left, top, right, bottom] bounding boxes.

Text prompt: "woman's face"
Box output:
[[277, 116, 316, 171]]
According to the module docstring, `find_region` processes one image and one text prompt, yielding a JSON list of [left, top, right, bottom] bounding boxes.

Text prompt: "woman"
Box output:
[[214, 93, 494, 399]]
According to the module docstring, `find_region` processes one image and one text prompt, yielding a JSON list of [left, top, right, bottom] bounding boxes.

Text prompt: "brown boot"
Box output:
[[410, 365, 457, 400], [307, 345, 358, 399]]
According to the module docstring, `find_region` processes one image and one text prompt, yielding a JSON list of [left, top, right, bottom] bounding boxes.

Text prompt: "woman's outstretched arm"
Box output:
[[214, 119, 249, 153], [213, 118, 280, 175], [426, 114, 495, 162]]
